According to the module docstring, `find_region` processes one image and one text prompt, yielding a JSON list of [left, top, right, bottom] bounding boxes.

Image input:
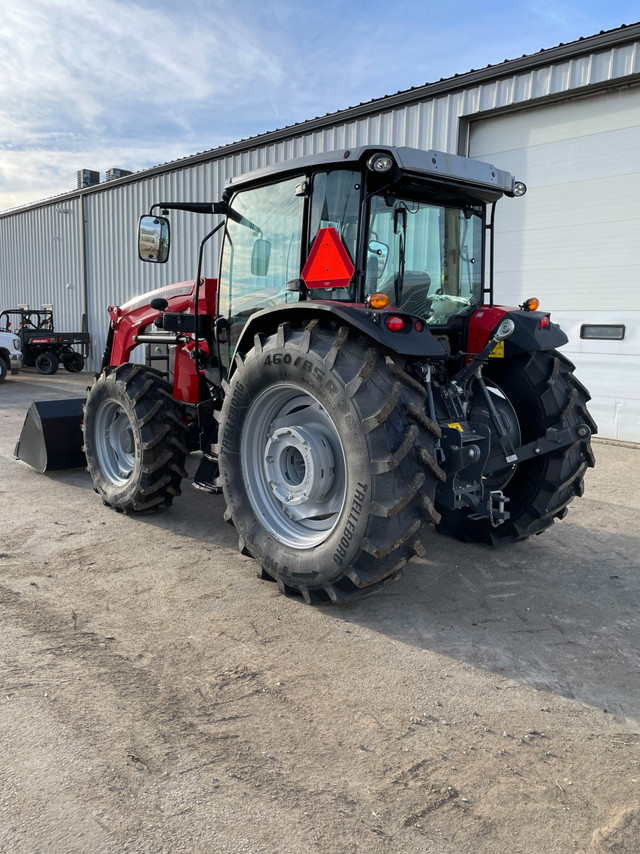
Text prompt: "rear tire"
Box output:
[[36, 351, 59, 375], [217, 322, 444, 603], [436, 349, 596, 544], [62, 350, 85, 372], [83, 364, 188, 512]]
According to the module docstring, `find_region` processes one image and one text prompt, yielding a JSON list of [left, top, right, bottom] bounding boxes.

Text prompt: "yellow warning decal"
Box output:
[[447, 422, 464, 432], [489, 340, 505, 358]]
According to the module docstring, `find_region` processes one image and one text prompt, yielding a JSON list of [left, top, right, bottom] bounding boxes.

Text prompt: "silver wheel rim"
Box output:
[[241, 384, 347, 549], [94, 399, 136, 485]]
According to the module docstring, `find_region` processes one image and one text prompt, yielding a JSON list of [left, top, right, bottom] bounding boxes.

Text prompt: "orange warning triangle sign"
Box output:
[[302, 227, 355, 289]]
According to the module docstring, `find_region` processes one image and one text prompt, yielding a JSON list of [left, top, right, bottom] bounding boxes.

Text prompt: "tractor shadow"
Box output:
[[114, 460, 640, 726], [39, 455, 239, 550], [342, 517, 640, 726], [33, 439, 640, 727]]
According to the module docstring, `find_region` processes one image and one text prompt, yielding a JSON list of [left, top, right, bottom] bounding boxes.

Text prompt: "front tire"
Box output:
[[83, 364, 188, 512], [217, 322, 444, 603], [436, 349, 596, 544]]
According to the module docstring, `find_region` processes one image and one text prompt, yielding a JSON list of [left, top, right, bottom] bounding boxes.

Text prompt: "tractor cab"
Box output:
[[139, 146, 523, 371], [215, 147, 520, 360]]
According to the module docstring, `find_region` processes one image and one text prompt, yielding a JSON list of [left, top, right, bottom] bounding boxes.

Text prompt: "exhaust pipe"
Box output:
[[14, 399, 87, 472]]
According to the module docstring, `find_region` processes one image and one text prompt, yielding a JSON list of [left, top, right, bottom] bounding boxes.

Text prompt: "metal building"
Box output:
[[1, 22, 639, 440]]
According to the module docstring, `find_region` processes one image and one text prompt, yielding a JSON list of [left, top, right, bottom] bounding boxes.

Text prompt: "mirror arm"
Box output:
[[150, 201, 227, 216], [193, 219, 227, 370], [226, 206, 262, 236]]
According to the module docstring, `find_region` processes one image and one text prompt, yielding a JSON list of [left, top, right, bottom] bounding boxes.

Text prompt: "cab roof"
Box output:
[[225, 145, 518, 200]]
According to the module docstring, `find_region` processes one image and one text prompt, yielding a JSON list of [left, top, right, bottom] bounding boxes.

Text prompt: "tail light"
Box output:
[[385, 315, 406, 332]]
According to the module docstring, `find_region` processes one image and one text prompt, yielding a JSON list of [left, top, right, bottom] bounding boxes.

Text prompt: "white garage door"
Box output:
[[469, 88, 640, 442]]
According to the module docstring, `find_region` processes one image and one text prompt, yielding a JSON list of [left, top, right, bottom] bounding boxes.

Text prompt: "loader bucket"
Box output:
[[14, 398, 86, 472]]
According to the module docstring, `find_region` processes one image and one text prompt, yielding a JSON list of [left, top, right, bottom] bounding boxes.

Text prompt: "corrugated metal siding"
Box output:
[[2, 34, 640, 368], [0, 198, 84, 337]]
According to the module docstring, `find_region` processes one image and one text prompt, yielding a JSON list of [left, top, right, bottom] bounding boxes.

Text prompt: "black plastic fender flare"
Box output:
[[231, 301, 446, 374]]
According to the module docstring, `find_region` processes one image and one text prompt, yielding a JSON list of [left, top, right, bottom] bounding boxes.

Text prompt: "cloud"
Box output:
[[0, 0, 291, 208], [0, 0, 285, 143], [0, 0, 637, 211]]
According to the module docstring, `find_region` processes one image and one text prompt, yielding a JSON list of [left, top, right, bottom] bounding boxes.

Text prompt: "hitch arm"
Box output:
[[484, 423, 592, 475]]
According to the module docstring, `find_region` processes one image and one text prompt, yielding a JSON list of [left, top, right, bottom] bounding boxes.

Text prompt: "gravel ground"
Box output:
[[1, 369, 639, 854]]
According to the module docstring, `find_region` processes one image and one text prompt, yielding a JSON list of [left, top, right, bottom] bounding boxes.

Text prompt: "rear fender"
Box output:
[[231, 301, 446, 374], [467, 305, 568, 358]]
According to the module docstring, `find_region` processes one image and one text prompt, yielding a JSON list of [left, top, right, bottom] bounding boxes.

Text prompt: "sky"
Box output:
[[0, 0, 638, 212]]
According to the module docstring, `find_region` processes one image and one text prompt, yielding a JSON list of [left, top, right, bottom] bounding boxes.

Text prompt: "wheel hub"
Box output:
[[264, 425, 335, 505], [240, 385, 347, 549], [109, 417, 134, 456]]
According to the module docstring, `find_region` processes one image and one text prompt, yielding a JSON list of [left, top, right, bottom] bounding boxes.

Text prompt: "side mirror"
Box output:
[[138, 215, 170, 263], [368, 240, 388, 276], [251, 238, 271, 277]]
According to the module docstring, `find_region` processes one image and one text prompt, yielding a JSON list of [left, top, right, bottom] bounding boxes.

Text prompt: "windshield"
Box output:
[[365, 194, 484, 325]]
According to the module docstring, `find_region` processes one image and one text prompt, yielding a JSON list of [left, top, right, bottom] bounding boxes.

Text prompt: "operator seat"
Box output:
[[382, 270, 433, 318]]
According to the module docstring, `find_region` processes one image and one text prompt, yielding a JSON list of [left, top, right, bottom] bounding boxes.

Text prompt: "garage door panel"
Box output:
[[554, 311, 640, 359], [496, 220, 639, 268], [469, 87, 640, 440], [485, 125, 640, 188], [585, 398, 640, 443], [496, 174, 640, 232], [560, 352, 640, 443], [471, 89, 640, 154], [493, 268, 639, 312]]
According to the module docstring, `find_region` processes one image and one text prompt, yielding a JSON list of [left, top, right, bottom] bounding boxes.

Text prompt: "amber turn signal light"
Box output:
[[522, 297, 540, 311], [368, 292, 390, 309]]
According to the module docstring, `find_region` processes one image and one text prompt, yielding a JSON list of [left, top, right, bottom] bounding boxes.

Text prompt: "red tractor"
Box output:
[[19, 146, 596, 603]]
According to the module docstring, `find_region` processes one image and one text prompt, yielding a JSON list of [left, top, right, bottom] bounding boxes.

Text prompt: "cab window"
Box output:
[[219, 176, 305, 345]]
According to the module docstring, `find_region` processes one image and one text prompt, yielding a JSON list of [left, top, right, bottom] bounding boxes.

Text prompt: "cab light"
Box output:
[[522, 297, 540, 311], [368, 292, 389, 309], [385, 315, 406, 332], [539, 315, 551, 329], [367, 153, 395, 173]]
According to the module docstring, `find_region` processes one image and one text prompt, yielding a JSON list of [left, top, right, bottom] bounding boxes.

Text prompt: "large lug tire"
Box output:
[[83, 364, 188, 512], [436, 349, 596, 544], [35, 351, 59, 375], [216, 322, 444, 604], [0, 356, 8, 383]]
